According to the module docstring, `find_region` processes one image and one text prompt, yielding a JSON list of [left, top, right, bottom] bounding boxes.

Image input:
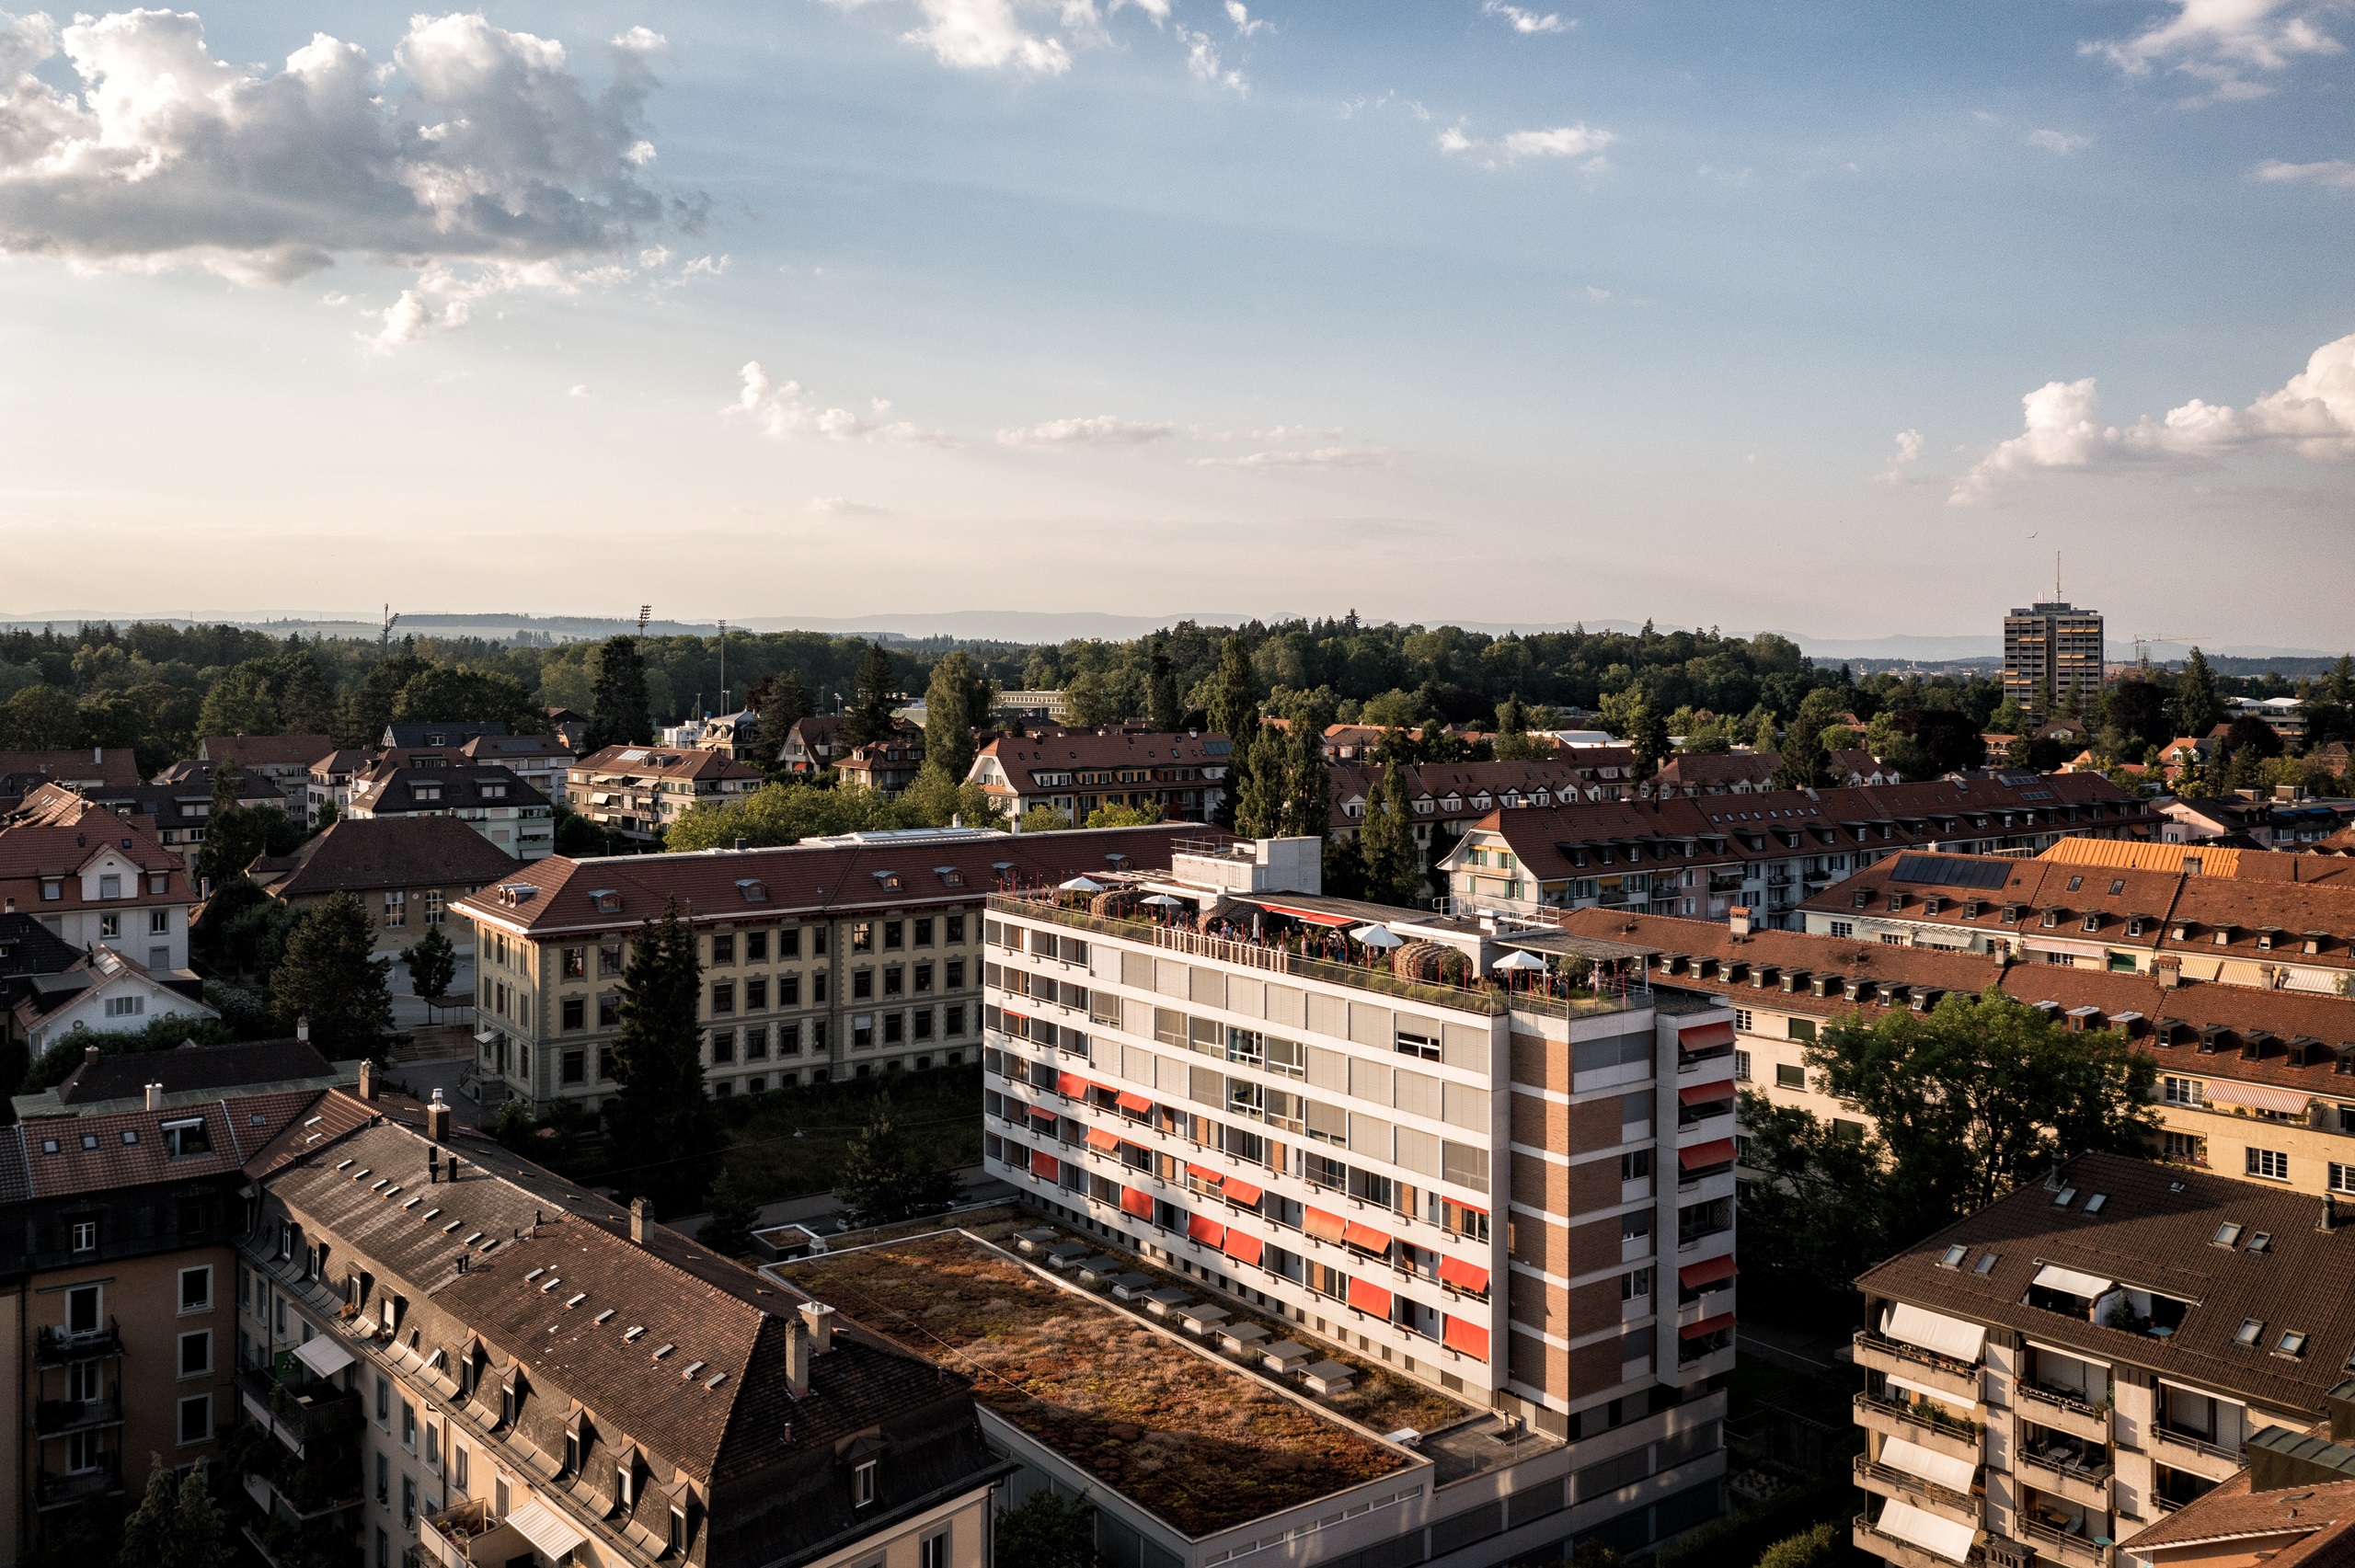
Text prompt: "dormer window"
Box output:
[[735, 878, 768, 902], [2041, 910, 2060, 928], [591, 890, 623, 914], [2082, 914, 2100, 933], [875, 872, 903, 891], [852, 1460, 878, 1508], [936, 867, 964, 887]]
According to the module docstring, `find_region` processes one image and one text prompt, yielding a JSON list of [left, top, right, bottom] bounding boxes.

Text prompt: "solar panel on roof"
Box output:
[[1888, 853, 2011, 891]]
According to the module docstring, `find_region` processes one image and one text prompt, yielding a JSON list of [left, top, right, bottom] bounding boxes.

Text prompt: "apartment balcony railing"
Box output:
[[36, 1466, 121, 1510], [34, 1319, 122, 1366], [420, 1500, 534, 1568], [1853, 1513, 1984, 1568], [2153, 1425, 2239, 1466], [2017, 1381, 2110, 1428], [1851, 1457, 1982, 1522], [2019, 1512, 2114, 1564], [33, 1397, 122, 1436], [238, 1368, 363, 1458]]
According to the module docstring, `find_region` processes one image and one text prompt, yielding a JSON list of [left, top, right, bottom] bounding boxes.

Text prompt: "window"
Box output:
[[376, 1451, 391, 1503], [599, 993, 621, 1028], [403, 1400, 419, 1448], [712, 933, 735, 965], [151, 909, 170, 933], [1620, 1210, 1651, 1241], [70, 1221, 98, 1254], [403, 1475, 417, 1528], [1622, 1267, 1651, 1299], [2165, 1131, 2204, 1164], [852, 921, 873, 952], [616, 1463, 634, 1508], [162, 1117, 211, 1157], [884, 966, 904, 997], [946, 957, 966, 989], [427, 1422, 442, 1470], [179, 1265, 212, 1312], [99, 873, 121, 899], [2235, 1318, 2265, 1347], [711, 981, 735, 1015], [851, 1459, 879, 1507], [920, 1531, 948, 1568], [376, 1374, 390, 1423], [1733, 1049, 1751, 1082], [385, 889, 407, 929], [1732, 1009, 1752, 1032], [454, 1447, 469, 1494], [599, 944, 624, 977], [562, 997, 585, 1031], [2246, 1148, 2290, 1182], [670, 1508, 687, 1556], [947, 914, 966, 944], [66, 1283, 100, 1333], [562, 1048, 585, 1084], [563, 947, 587, 979], [178, 1393, 211, 1446], [747, 977, 768, 1010], [178, 1329, 212, 1377], [1620, 1149, 1652, 1182], [884, 920, 904, 950], [1775, 1062, 1805, 1090], [914, 917, 934, 947], [854, 969, 873, 1000], [1828, 921, 1854, 939], [2164, 1077, 2203, 1106], [104, 994, 144, 1017]]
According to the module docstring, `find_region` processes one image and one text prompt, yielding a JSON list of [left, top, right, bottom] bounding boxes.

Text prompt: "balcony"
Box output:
[[2152, 1425, 2241, 1479], [1851, 1458, 1982, 1528], [2016, 1385, 2111, 1445], [36, 1466, 122, 1511], [1854, 1391, 1983, 1466], [420, 1500, 533, 1568], [244, 1471, 362, 1525], [1853, 1513, 1984, 1568], [2019, 1512, 2113, 1565], [2016, 1446, 2113, 1513], [239, 1368, 363, 1459], [1852, 1332, 1982, 1407], [33, 1397, 122, 1436], [35, 1319, 122, 1366]]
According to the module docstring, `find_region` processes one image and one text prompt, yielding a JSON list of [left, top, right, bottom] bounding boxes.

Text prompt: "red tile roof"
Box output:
[[571, 745, 766, 783]]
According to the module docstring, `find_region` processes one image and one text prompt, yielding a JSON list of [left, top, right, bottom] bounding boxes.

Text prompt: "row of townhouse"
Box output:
[[974, 836, 1748, 1563], [965, 730, 1233, 826], [452, 824, 1208, 1113], [1797, 846, 2355, 994], [562, 747, 766, 843], [1545, 908, 2355, 1199], [1441, 773, 2150, 932]]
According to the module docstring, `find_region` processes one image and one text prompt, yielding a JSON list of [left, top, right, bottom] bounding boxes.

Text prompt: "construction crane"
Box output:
[[2132, 635, 2209, 670]]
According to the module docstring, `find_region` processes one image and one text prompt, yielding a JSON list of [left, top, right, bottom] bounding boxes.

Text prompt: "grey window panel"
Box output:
[[1155, 1053, 1190, 1095], [1348, 1002, 1392, 1047], [1155, 959, 1191, 1000], [1394, 1125, 1442, 1177], [1264, 984, 1306, 1029], [1442, 1080, 1487, 1132], [1189, 1065, 1223, 1106], [1305, 1099, 1347, 1139], [1349, 1057, 1393, 1106], [1348, 1112, 1393, 1160], [1189, 967, 1226, 1011], [1442, 1021, 1488, 1073], [1122, 951, 1154, 990], [1226, 976, 1264, 1018], [1305, 991, 1347, 1040], [1123, 996, 1155, 1039], [1393, 1068, 1441, 1120], [1304, 1045, 1350, 1093]]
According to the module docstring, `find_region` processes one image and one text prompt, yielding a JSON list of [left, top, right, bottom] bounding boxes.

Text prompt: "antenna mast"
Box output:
[[2054, 549, 2062, 604], [718, 618, 728, 715]]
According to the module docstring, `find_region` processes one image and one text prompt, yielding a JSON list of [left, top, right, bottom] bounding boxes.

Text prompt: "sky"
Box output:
[[0, 0, 2349, 644]]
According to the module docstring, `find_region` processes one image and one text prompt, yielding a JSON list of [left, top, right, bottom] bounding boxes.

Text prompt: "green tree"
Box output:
[[1755, 1521, 1840, 1568], [921, 650, 994, 787], [2172, 647, 2222, 738], [2327, 653, 2355, 709], [401, 925, 458, 1018], [1493, 693, 1540, 761], [1357, 748, 1419, 907], [749, 669, 813, 761], [587, 635, 654, 752], [1084, 802, 1164, 828], [697, 1167, 761, 1257], [1732, 1090, 1892, 1300], [1749, 710, 1777, 754], [1281, 722, 1331, 840], [1987, 697, 2030, 736], [119, 1457, 230, 1568], [195, 660, 281, 738], [838, 642, 901, 750], [1063, 668, 1124, 727], [334, 646, 430, 748], [993, 1488, 1103, 1568], [835, 1092, 960, 1228], [1205, 635, 1259, 747], [393, 666, 542, 732], [1145, 638, 1182, 731], [268, 893, 394, 1056], [1018, 804, 1068, 833], [1626, 695, 1671, 782], [606, 901, 721, 1215], [273, 655, 338, 735], [1231, 727, 1287, 838]]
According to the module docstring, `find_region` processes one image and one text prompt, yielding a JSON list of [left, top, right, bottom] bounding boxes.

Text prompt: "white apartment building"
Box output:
[[978, 837, 1741, 1562]]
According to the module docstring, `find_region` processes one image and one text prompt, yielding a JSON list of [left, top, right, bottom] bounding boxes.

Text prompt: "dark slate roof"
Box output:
[[349, 763, 550, 816], [254, 817, 520, 898], [0, 913, 81, 980], [384, 721, 510, 750], [53, 1037, 339, 1104]]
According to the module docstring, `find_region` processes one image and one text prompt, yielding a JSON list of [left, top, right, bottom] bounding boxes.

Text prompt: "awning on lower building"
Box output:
[[1438, 1255, 1490, 1294], [1187, 1213, 1225, 1248], [1678, 1138, 1737, 1171], [1883, 1301, 1986, 1364], [503, 1498, 587, 1562], [1084, 1127, 1120, 1152], [1679, 1311, 1736, 1340], [1870, 1500, 1975, 1564], [1342, 1220, 1393, 1253], [1222, 1176, 1264, 1206], [1115, 1091, 1153, 1114], [1678, 1254, 1738, 1289], [1221, 1230, 1263, 1267], [293, 1335, 355, 1379], [2202, 1078, 2312, 1116], [1442, 1315, 1489, 1360], [1119, 1186, 1154, 1219], [1347, 1277, 1393, 1318]]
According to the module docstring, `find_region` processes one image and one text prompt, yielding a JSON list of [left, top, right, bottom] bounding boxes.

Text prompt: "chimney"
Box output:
[[356, 1059, 376, 1101], [425, 1089, 451, 1143], [144, 1082, 164, 1111], [786, 1317, 811, 1397], [84, 1045, 101, 1069], [296, 1014, 310, 1042], [733, 836, 747, 852], [799, 1300, 835, 1354], [629, 1196, 650, 1244], [1728, 906, 1753, 941], [446, 1155, 463, 1183]]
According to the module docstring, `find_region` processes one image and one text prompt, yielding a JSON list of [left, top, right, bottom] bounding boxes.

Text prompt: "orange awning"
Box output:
[[1222, 1230, 1263, 1267], [1680, 1311, 1736, 1341], [1028, 1150, 1059, 1180], [1347, 1277, 1393, 1318], [1260, 902, 1356, 928], [1678, 1138, 1737, 1171], [1187, 1163, 1224, 1185], [1678, 1082, 1736, 1104], [1120, 1186, 1154, 1219], [1187, 1213, 1226, 1248], [1443, 1315, 1489, 1360], [1027, 1104, 1059, 1123], [1056, 1071, 1089, 1097], [1304, 1207, 1346, 1244], [1678, 1255, 1738, 1288], [1085, 1127, 1120, 1151], [1679, 1020, 1736, 1050], [1116, 1091, 1152, 1114], [1438, 1255, 1489, 1294], [1223, 1176, 1264, 1206], [1342, 1220, 1393, 1254]]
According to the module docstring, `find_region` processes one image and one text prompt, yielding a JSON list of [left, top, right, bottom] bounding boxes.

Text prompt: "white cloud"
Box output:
[[1951, 333, 2355, 501], [1225, 2, 1269, 36], [1180, 27, 1245, 90], [1440, 120, 1615, 167], [806, 496, 890, 516], [902, 0, 1074, 73], [569, 384, 592, 397], [1482, 1, 1569, 33], [2027, 129, 2091, 155], [1191, 445, 1393, 470], [369, 290, 469, 350], [725, 364, 957, 446], [2255, 157, 2355, 188], [1248, 423, 1342, 441], [0, 9, 675, 285], [2081, 0, 2341, 99], [1873, 429, 1924, 485], [996, 415, 1176, 447]]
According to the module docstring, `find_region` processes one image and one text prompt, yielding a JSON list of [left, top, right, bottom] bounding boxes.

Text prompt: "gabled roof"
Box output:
[[10, 944, 212, 1027], [0, 790, 189, 894], [2120, 1471, 2355, 1564], [383, 721, 510, 750], [569, 746, 765, 783], [0, 746, 140, 795], [49, 1037, 338, 1107], [0, 913, 82, 981], [199, 733, 336, 769], [972, 730, 1232, 791], [20, 1087, 321, 1196], [350, 763, 550, 814], [256, 817, 520, 898]]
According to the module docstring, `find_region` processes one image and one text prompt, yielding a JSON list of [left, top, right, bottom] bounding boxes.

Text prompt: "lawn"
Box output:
[[715, 1064, 984, 1205]]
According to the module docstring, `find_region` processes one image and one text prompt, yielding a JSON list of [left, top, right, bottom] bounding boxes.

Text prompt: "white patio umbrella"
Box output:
[[1140, 894, 1186, 908], [1350, 924, 1404, 949], [1059, 876, 1106, 894], [1490, 950, 1548, 972]]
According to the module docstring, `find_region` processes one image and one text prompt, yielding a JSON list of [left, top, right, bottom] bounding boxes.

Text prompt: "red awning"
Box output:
[[1120, 1186, 1154, 1219], [1222, 1230, 1264, 1267], [1678, 1255, 1738, 1289], [1438, 1255, 1490, 1294], [1029, 1150, 1059, 1181], [1680, 1311, 1737, 1341], [1342, 1220, 1394, 1254], [1116, 1091, 1153, 1114], [1443, 1315, 1490, 1360], [1260, 902, 1357, 928], [1679, 1020, 1736, 1050], [1304, 1207, 1346, 1245], [1027, 1104, 1059, 1123], [1678, 1138, 1737, 1171], [1085, 1127, 1120, 1151], [1347, 1277, 1393, 1318], [1678, 1082, 1736, 1105], [1056, 1071, 1089, 1098], [1223, 1176, 1264, 1206], [1187, 1163, 1225, 1185], [1187, 1213, 1226, 1248]]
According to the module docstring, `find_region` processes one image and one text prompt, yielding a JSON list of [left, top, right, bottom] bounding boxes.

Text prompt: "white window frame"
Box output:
[[178, 1392, 213, 1447], [178, 1265, 213, 1313], [178, 1328, 213, 1379]]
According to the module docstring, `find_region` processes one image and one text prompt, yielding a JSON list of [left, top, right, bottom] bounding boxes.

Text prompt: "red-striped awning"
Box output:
[[1056, 1071, 1089, 1097], [1187, 1213, 1226, 1248], [1029, 1150, 1059, 1180], [1085, 1127, 1120, 1151], [1304, 1207, 1346, 1244], [1438, 1255, 1489, 1294], [1222, 1230, 1263, 1267], [1187, 1163, 1224, 1185], [1027, 1104, 1059, 1123], [1342, 1220, 1393, 1254], [1443, 1315, 1489, 1360], [1347, 1277, 1393, 1318], [1223, 1176, 1264, 1206], [1120, 1186, 1154, 1219], [1678, 1138, 1737, 1171], [1679, 1020, 1736, 1049], [1678, 1255, 1738, 1289], [1680, 1311, 1737, 1341], [1678, 1082, 1736, 1104], [1116, 1091, 1153, 1114], [1260, 902, 1357, 928]]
